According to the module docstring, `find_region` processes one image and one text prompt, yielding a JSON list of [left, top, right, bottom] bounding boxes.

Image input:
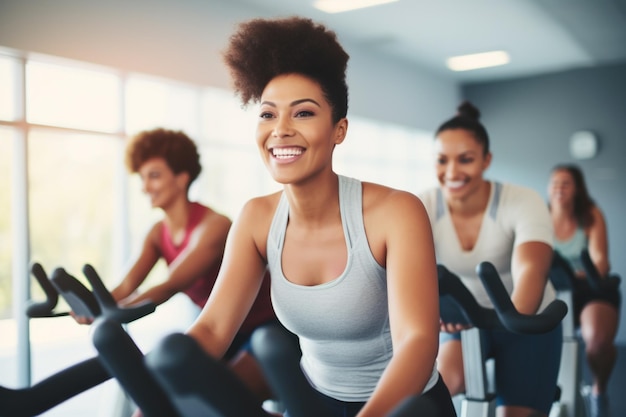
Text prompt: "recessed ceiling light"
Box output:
[[313, 0, 399, 14], [446, 50, 510, 72]]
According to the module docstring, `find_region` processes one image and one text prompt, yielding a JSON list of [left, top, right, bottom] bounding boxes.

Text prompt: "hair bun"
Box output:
[[456, 101, 481, 121]]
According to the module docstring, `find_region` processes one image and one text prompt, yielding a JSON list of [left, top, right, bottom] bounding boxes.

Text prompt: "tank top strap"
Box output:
[[338, 175, 364, 250], [435, 188, 445, 221], [487, 182, 503, 220], [267, 192, 289, 267]]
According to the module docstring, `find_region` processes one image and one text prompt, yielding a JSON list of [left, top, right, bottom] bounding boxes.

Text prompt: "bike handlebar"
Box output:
[[580, 249, 620, 294], [477, 262, 567, 334], [82, 264, 156, 323], [26, 263, 69, 318], [439, 262, 567, 335], [50, 266, 155, 324], [438, 264, 500, 329], [50, 267, 101, 318]]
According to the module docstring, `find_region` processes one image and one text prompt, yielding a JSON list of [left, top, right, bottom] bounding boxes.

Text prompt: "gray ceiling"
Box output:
[[231, 0, 626, 84]]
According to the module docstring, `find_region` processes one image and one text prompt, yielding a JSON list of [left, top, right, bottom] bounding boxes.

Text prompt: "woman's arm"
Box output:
[[587, 206, 610, 277], [358, 190, 440, 417], [110, 223, 162, 304], [119, 212, 231, 307], [509, 187, 554, 315], [510, 241, 553, 315], [186, 199, 271, 359]]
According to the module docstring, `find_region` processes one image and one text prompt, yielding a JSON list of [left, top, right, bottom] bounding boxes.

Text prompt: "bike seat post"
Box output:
[[550, 251, 585, 417], [554, 286, 584, 417], [558, 288, 576, 341], [460, 327, 495, 417]]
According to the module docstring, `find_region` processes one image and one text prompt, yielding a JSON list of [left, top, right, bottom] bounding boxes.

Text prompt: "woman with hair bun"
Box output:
[[187, 16, 456, 417], [418, 101, 562, 417]]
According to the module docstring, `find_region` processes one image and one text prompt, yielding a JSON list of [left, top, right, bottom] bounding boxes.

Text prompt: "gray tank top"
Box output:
[[267, 175, 438, 401]]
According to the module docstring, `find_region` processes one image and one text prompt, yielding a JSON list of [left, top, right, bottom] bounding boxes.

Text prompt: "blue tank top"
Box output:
[[267, 175, 438, 401], [554, 227, 587, 274]]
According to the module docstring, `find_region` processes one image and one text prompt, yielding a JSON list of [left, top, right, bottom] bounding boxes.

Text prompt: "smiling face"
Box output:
[[138, 157, 189, 209], [256, 73, 347, 185], [434, 128, 491, 202]]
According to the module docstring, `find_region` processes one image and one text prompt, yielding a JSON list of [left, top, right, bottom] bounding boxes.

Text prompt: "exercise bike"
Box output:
[[549, 249, 621, 417], [438, 262, 567, 417], [0, 263, 157, 417], [549, 250, 587, 417], [91, 315, 449, 417], [91, 261, 565, 417]]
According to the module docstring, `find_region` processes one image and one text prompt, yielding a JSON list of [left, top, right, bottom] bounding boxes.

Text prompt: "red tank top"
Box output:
[[160, 202, 275, 334]]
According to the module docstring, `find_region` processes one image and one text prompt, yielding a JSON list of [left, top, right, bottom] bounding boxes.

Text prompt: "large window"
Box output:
[[0, 46, 436, 415], [0, 127, 12, 321], [0, 54, 19, 121], [125, 74, 200, 137], [26, 60, 120, 133], [27, 129, 120, 281], [0, 55, 17, 330]]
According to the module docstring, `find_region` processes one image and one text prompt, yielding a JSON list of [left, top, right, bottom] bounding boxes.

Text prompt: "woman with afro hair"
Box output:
[[72, 127, 277, 404], [187, 16, 455, 417]]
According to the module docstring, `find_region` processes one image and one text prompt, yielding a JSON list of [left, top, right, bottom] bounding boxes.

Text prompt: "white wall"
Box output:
[[0, 0, 460, 131]]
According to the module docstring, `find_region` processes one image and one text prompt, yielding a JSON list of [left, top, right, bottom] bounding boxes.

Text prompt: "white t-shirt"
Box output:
[[419, 181, 556, 310]]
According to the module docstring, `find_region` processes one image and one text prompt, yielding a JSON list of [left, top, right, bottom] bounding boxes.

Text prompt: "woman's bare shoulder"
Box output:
[[362, 181, 424, 212], [240, 191, 282, 217]]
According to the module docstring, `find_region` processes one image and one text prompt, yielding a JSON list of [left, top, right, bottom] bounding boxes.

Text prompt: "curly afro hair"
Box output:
[[125, 128, 202, 188], [223, 16, 349, 123]]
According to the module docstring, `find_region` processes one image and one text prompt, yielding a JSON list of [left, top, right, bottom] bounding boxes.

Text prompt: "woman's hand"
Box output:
[[439, 319, 472, 333], [70, 310, 94, 325]]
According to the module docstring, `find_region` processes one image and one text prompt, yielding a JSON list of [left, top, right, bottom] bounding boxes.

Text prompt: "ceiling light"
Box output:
[[313, 0, 399, 14], [446, 51, 510, 72]]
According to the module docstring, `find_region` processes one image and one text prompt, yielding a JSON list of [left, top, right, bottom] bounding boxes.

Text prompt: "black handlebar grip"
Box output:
[[82, 264, 117, 308], [104, 301, 156, 324], [26, 263, 68, 318], [251, 323, 329, 417], [50, 268, 101, 319], [580, 249, 620, 294], [477, 262, 567, 334], [82, 264, 155, 323], [437, 264, 500, 329], [146, 332, 270, 417]]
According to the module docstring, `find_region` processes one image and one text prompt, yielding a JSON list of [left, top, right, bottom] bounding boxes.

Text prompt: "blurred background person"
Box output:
[[548, 163, 620, 417]]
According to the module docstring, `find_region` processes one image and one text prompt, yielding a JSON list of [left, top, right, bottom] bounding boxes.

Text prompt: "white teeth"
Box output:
[[272, 147, 303, 158], [446, 180, 465, 189]]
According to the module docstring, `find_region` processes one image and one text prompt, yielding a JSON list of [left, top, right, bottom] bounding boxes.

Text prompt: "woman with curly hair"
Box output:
[[548, 164, 620, 417], [112, 127, 230, 310], [187, 16, 455, 417], [73, 127, 276, 403]]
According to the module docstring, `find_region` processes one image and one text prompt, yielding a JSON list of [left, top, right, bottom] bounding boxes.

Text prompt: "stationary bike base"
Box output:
[[461, 399, 495, 417]]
